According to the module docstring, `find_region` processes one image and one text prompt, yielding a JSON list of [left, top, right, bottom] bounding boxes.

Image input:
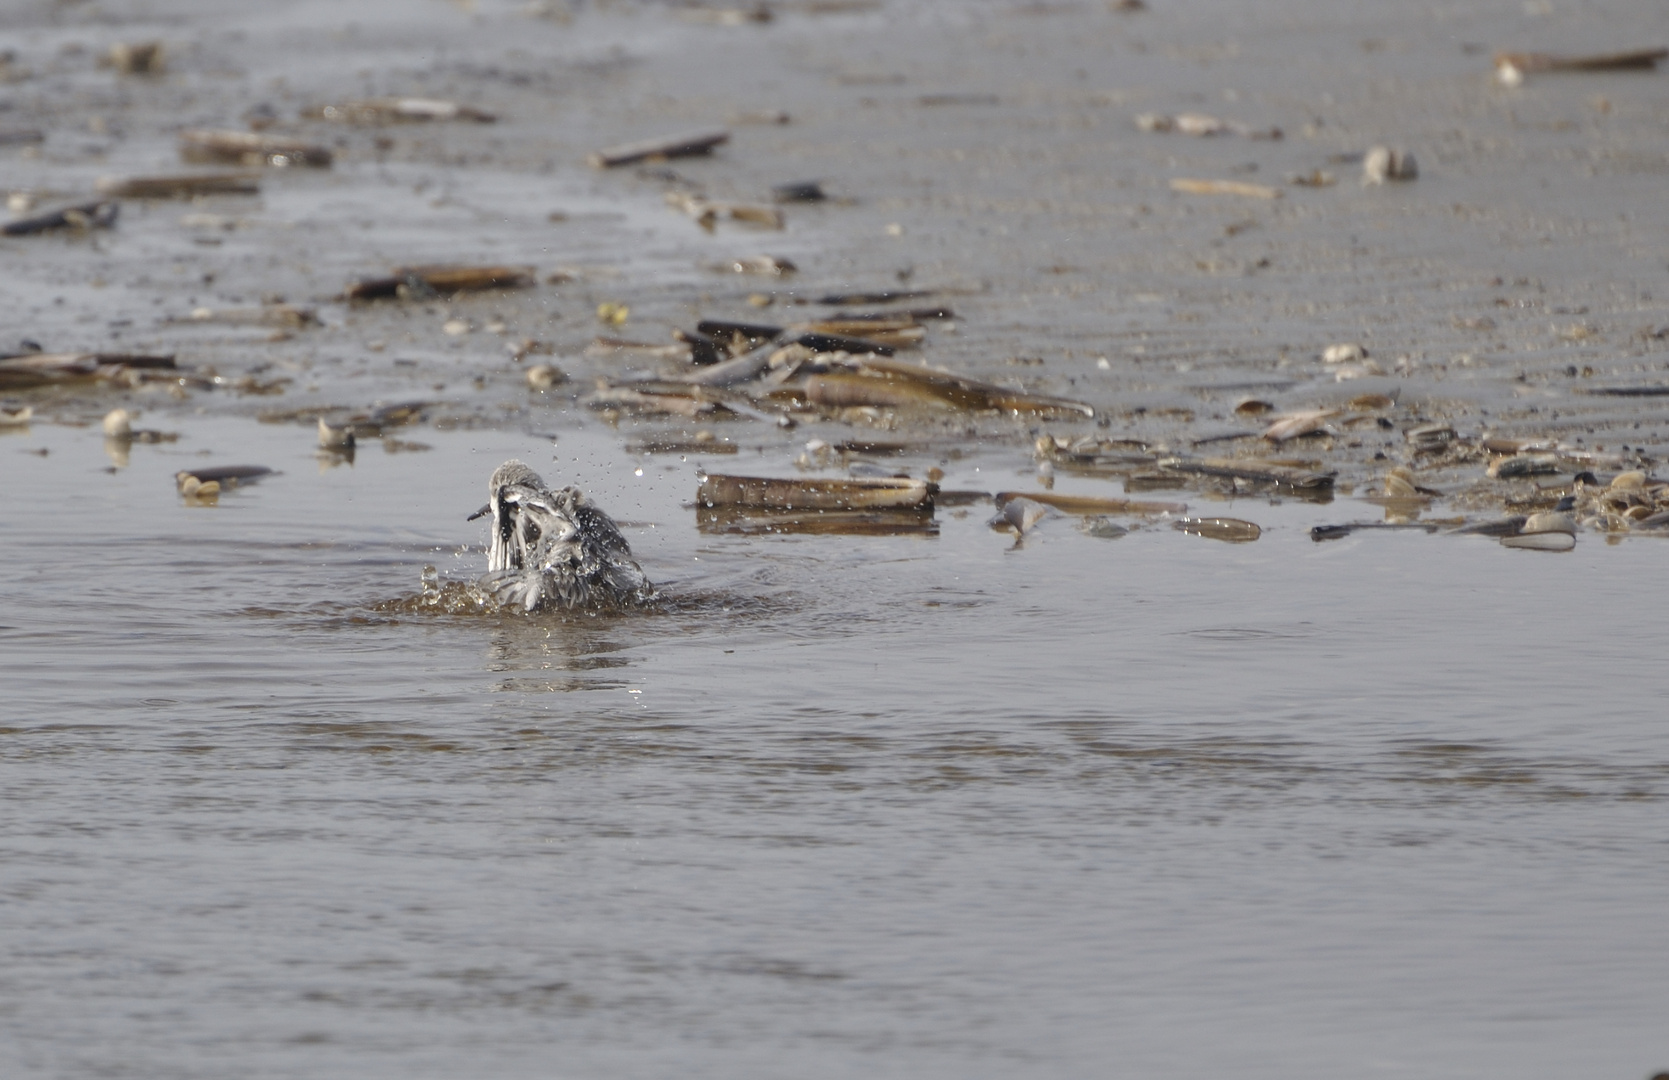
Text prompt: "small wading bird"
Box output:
[[468, 460, 651, 611]]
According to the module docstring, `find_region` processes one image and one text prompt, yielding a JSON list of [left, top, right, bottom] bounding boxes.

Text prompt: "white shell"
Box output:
[[1522, 511, 1577, 536]]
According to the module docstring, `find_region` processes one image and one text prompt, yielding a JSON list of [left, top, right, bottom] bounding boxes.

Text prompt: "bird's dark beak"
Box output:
[[465, 502, 491, 522]]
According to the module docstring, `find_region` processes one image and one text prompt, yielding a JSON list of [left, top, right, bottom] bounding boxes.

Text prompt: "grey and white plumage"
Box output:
[[476, 460, 651, 612]]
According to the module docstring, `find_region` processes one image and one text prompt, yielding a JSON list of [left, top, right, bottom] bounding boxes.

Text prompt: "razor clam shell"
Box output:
[[1158, 456, 1335, 491], [805, 373, 956, 410], [1487, 454, 1561, 479], [2, 199, 120, 236], [1450, 516, 1528, 537], [1500, 531, 1576, 552], [697, 474, 935, 511], [993, 491, 1186, 516], [1493, 48, 1667, 74], [179, 129, 333, 167], [344, 265, 534, 300], [174, 465, 274, 489], [96, 172, 260, 198], [589, 129, 730, 168], [1169, 178, 1282, 199], [855, 357, 1094, 416], [1174, 517, 1261, 543], [696, 506, 937, 536]]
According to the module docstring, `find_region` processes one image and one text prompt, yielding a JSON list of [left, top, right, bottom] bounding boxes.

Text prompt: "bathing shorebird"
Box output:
[[469, 459, 651, 612]]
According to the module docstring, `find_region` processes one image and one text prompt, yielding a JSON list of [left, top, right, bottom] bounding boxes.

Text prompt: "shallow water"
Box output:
[[5, 0, 1669, 1076], [3, 415, 1667, 1079]]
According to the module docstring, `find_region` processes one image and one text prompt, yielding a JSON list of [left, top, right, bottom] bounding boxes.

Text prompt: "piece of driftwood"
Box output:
[[589, 129, 729, 168]]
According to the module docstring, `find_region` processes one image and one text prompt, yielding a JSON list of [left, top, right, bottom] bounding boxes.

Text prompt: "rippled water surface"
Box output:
[[3, 416, 1667, 1079], [6, 0, 1669, 1075]]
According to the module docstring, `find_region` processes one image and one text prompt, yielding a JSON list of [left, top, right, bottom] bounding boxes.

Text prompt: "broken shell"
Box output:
[[1174, 517, 1261, 543], [1362, 146, 1418, 186], [1263, 408, 1337, 442], [728, 254, 796, 275], [1347, 392, 1397, 411], [1522, 511, 1577, 536], [1079, 517, 1128, 540], [102, 408, 132, 438], [992, 497, 1048, 535], [1610, 470, 1647, 491], [526, 364, 567, 390], [442, 318, 472, 336], [1384, 466, 1418, 498], [0, 405, 33, 426], [317, 417, 356, 450], [107, 41, 165, 75], [1404, 422, 1456, 452], [1321, 343, 1366, 364]]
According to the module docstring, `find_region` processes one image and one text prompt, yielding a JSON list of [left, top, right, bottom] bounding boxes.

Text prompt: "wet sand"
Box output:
[[3, 2, 1669, 1078]]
